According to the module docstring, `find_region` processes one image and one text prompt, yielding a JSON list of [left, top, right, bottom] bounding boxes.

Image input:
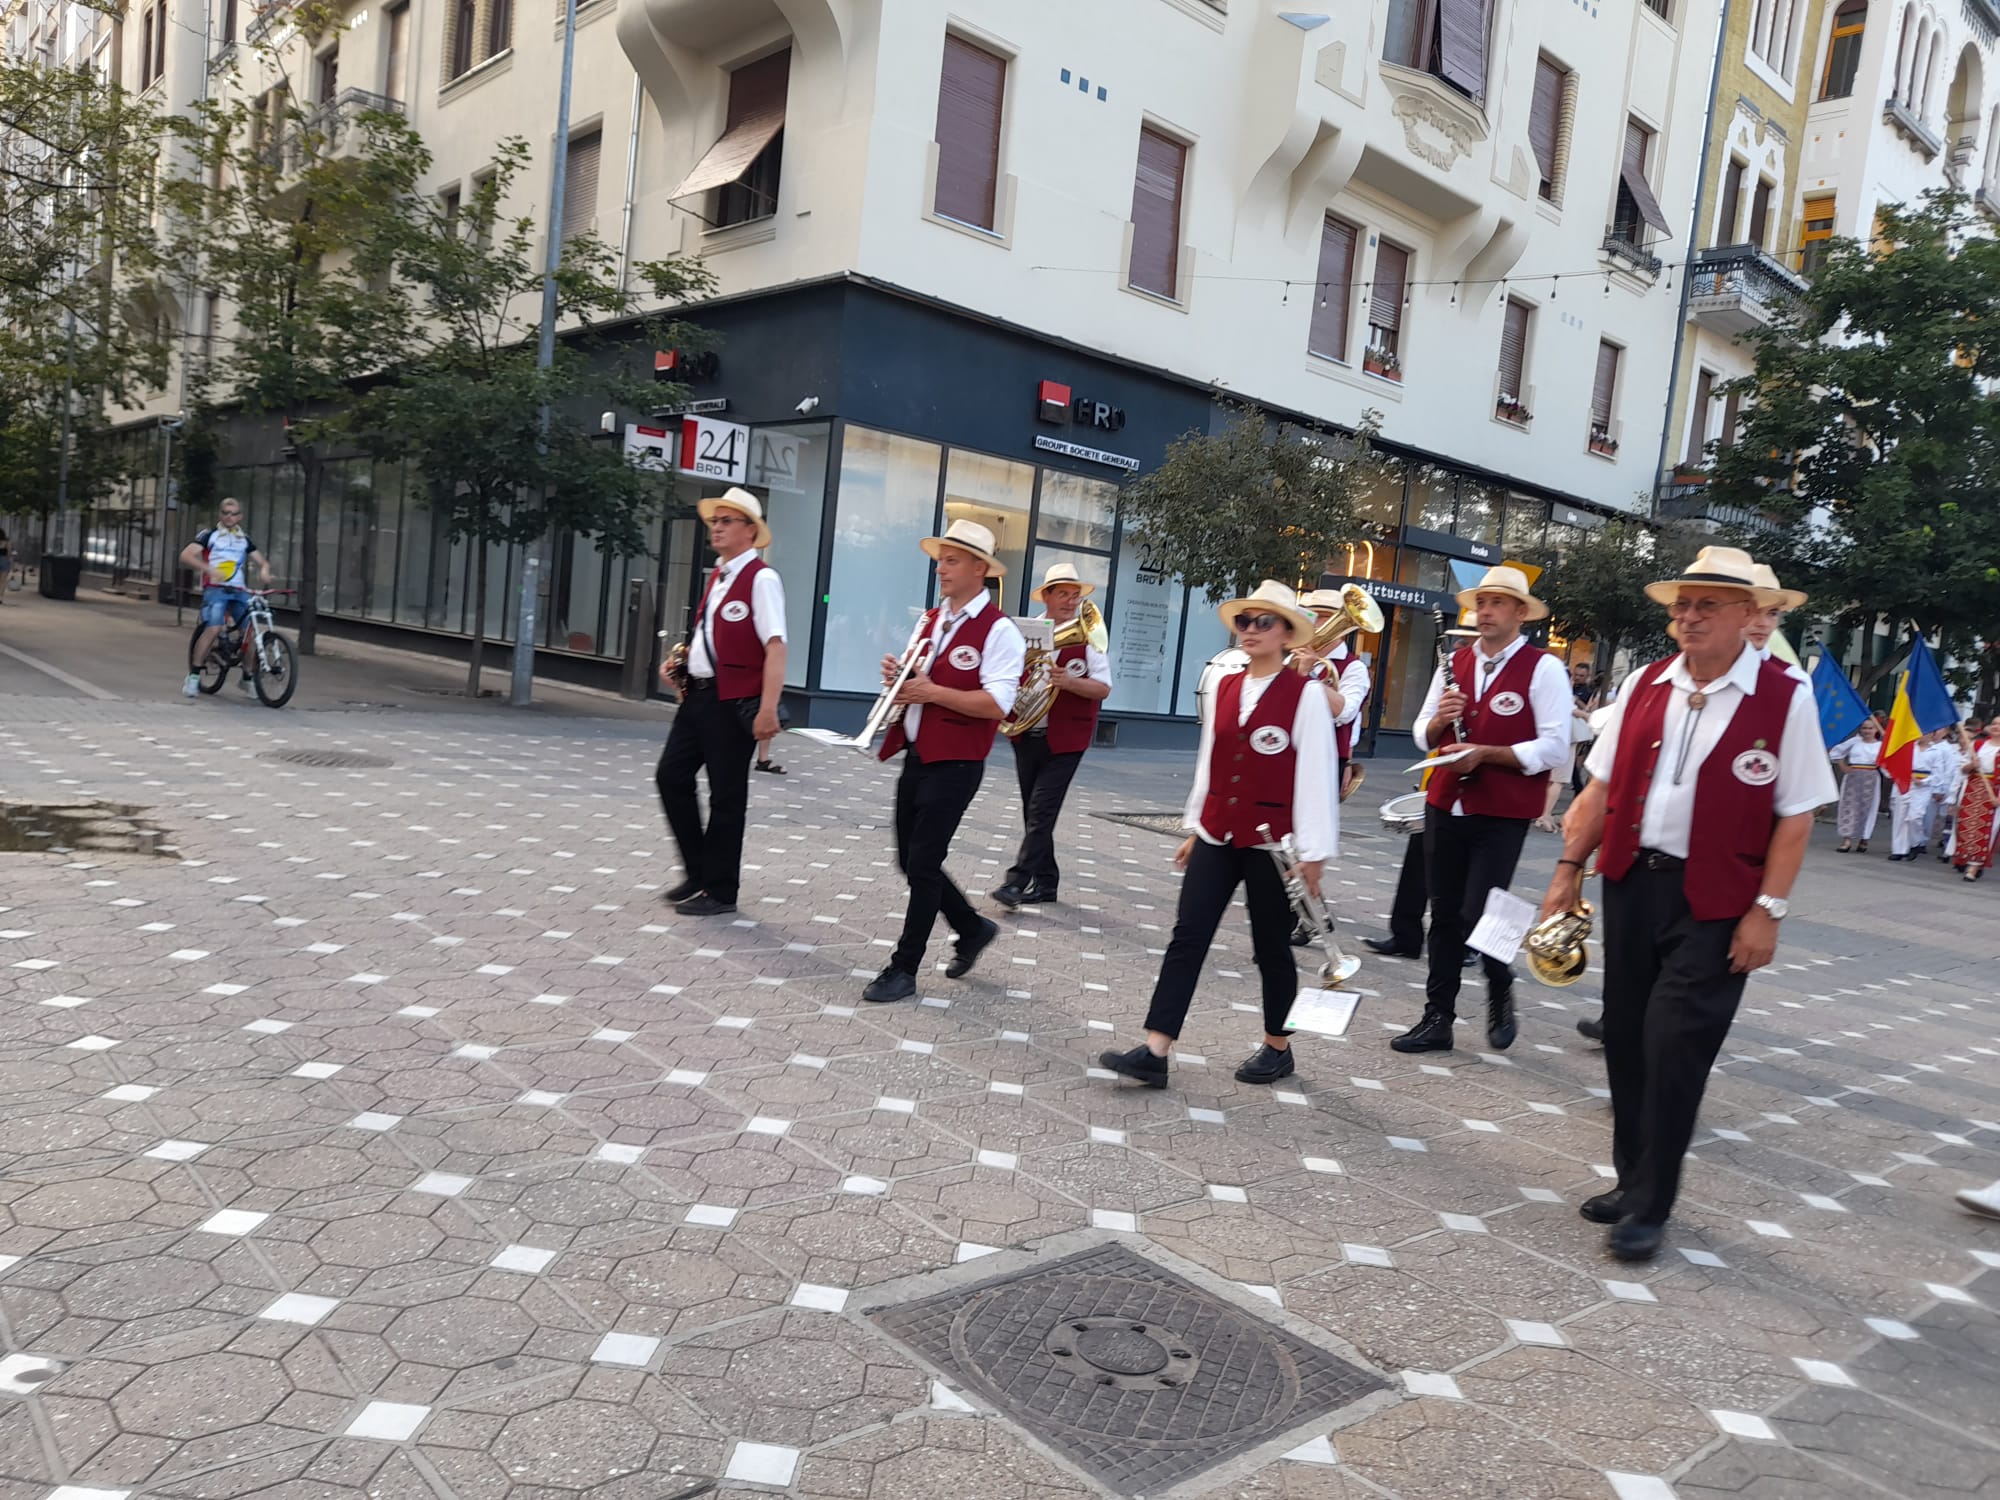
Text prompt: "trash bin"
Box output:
[[39, 556, 81, 600]]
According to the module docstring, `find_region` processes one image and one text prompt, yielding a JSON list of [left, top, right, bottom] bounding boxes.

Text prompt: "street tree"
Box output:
[[1708, 189, 2000, 694], [1538, 519, 1696, 680], [1117, 405, 1377, 601]]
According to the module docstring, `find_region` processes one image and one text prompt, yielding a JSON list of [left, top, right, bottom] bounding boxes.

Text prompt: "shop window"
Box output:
[[934, 34, 1007, 232], [822, 427, 943, 695], [1820, 0, 1865, 98], [944, 450, 1033, 593], [1128, 126, 1187, 300], [672, 49, 790, 228], [1502, 494, 1547, 556], [1353, 462, 1407, 530], [744, 422, 831, 684], [1308, 216, 1358, 361], [1798, 194, 1835, 274], [1107, 528, 1191, 715], [1456, 481, 1499, 546], [1036, 469, 1117, 551], [1411, 465, 1455, 531], [1378, 603, 1440, 731]]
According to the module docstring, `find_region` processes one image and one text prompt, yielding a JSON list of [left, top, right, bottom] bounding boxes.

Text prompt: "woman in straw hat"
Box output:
[[1100, 581, 1337, 1089]]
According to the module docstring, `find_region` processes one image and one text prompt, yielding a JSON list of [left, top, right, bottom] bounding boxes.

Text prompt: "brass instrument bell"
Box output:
[[1524, 899, 1595, 987]]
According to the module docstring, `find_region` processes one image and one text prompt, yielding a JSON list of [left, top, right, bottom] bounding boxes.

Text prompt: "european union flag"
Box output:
[[1811, 651, 1872, 748]]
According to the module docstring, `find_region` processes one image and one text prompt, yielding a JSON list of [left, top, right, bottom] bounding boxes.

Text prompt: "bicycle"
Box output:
[[188, 588, 299, 708]]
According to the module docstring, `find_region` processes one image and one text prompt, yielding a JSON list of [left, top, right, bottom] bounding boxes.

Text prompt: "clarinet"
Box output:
[[1432, 607, 1475, 782]]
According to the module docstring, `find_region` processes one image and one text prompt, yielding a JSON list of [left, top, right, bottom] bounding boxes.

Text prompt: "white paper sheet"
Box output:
[[1466, 887, 1539, 964], [1283, 988, 1359, 1037], [787, 727, 858, 747], [1403, 747, 1475, 774]]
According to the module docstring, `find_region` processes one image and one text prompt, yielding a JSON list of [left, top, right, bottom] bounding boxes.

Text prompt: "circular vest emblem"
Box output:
[[1489, 690, 1525, 716], [1250, 725, 1291, 755], [948, 644, 982, 672], [1063, 658, 1087, 678], [719, 599, 751, 623], [1732, 749, 1780, 786]]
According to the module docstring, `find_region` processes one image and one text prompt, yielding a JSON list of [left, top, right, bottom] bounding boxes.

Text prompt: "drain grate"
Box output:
[[872, 1242, 1385, 1495], [258, 750, 394, 769]]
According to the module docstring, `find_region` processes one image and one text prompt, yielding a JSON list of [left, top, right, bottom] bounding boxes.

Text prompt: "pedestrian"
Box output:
[[0, 525, 11, 603], [656, 488, 788, 917], [1099, 581, 1335, 1089], [1829, 717, 1883, 853], [1949, 721, 1998, 882], [1537, 546, 1836, 1261]]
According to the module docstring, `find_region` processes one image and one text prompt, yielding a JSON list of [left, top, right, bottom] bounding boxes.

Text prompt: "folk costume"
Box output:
[[1829, 734, 1883, 847], [1953, 737, 1999, 879]]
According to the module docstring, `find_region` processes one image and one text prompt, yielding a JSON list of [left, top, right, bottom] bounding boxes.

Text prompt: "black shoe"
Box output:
[[663, 877, 702, 903], [1018, 885, 1057, 905], [1234, 1044, 1296, 1084], [1462, 951, 1478, 969], [862, 966, 917, 1004], [1290, 918, 1314, 949], [1486, 988, 1518, 1051], [1576, 1014, 1604, 1043], [1390, 1010, 1454, 1053], [945, 917, 1001, 979], [1100, 1044, 1169, 1089], [674, 893, 736, 916], [1609, 1218, 1665, 1262], [991, 883, 1028, 909], [1579, 1190, 1626, 1225], [1363, 936, 1421, 959]]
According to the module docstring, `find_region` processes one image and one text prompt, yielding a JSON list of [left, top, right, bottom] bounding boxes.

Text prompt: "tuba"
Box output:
[[1299, 584, 1385, 663], [1524, 898, 1595, 986], [1003, 600, 1106, 738]]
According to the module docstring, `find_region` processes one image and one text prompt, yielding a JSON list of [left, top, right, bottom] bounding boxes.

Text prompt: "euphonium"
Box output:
[[1524, 898, 1595, 987], [1003, 600, 1106, 738]]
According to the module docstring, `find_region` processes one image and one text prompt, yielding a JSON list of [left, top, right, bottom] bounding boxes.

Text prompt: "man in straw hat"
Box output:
[[1099, 581, 1337, 1089], [1296, 588, 1374, 798], [656, 488, 787, 917], [1394, 565, 1572, 1056], [993, 562, 1113, 909], [862, 519, 1027, 1004], [1538, 546, 1836, 1261]]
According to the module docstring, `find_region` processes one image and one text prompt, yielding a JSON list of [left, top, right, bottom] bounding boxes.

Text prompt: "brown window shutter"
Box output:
[[154, 3, 166, 81], [1436, 0, 1490, 99], [450, 0, 475, 76], [1718, 158, 1744, 240], [1591, 341, 1619, 430], [1623, 118, 1650, 173], [1721, 389, 1741, 446], [1688, 369, 1714, 464], [561, 131, 601, 244], [1308, 217, 1357, 360], [1748, 179, 1772, 247], [1370, 241, 1408, 334], [486, 0, 512, 58], [1529, 58, 1562, 194], [1129, 127, 1186, 298], [1497, 300, 1529, 398], [934, 35, 1006, 230], [728, 50, 791, 129]]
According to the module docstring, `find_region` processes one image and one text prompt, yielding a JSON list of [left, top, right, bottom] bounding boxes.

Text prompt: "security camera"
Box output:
[[794, 396, 819, 414]]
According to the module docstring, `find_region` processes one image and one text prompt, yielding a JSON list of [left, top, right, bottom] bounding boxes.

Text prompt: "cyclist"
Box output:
[[180, 498, 273, 697]]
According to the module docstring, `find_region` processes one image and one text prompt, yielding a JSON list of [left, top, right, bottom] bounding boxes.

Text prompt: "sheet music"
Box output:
[[1283, 988, 1360, 1037], [1467, 887, 1539, 964], [1015, 617, 1054, 651]]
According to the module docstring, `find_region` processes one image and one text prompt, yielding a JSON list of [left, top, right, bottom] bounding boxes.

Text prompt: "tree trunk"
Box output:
[[297, 446, 323, 656], [467, 520, 488, 698], [1854, 619, 1912, 697]]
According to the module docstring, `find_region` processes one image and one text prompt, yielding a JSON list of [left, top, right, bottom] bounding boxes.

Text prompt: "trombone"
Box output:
[[1257, 822, 1360, 986]]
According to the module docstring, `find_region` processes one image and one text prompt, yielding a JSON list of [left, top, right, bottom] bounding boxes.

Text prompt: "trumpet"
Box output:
[[1524, 898, 1594, 987], [829, 615, 935, 753], [1003, 600, 1106, 739], [1256, 822, 1360, 987]]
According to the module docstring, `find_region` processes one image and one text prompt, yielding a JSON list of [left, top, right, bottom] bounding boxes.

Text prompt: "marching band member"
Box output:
[[862, 519, 1026, 1003], [993, 563, 1112, 908], [1297, 589, 1373, 798], [656, 489, 787, 917], [1099, 582, 1336, 1090], [1743, 565, 1808, 682], [1393, 566, 1570, 1055], [1950, 721, 1999, 882], [1538, 546, 1836, 1261], [1828, 718, 1883, 854]]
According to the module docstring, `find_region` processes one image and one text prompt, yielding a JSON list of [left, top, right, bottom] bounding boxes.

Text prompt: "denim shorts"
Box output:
[[200, 588, 252, 629]]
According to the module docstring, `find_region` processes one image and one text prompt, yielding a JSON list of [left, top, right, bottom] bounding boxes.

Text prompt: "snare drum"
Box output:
[[1379, 791, 1427, 833]]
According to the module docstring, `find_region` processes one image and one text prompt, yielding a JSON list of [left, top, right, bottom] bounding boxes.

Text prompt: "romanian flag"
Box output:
[[1881, 634, 1958, 793]]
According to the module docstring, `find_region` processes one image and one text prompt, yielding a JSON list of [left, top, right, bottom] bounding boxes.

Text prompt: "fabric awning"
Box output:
[[670, 109, 783, 200], [1619, 160, 1673, 237]]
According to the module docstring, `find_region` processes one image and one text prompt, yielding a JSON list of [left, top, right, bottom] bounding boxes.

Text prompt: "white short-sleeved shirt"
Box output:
[[687, 551, 786, 678]]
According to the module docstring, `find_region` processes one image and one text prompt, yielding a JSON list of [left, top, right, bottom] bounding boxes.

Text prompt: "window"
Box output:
[[1383, 0, 1494, 102], [1798, 194, 1835, 273], [1308, 216, 1357, 361], [1821, 0, 1865, 97], [933, 35, 1006, 232], [1611, 117, 1672, 247], [1748, 177, 1772, 248], [1528, 56, 1567, 202], [1894, 7, 1920, 104], [822, 428, 944, 695], [1750, 0, 1805, 81], [1717, 157, 1745, 241], [1496, 299, 1530, 419], [384, 4, 407, 102], [221, 0, 237, 44], [1128, 126, 1186, 299], [560, 131, 600, 245], [315, 47, 339, 103], [485, 0, 511, 62], [440, 185, 461, 233], [669, 49, 790, 228], [1590, 341, 1620, 450], [1687, 368, 1715, 465], [450, 0, 475, 77], [138, 1, 164, 86], [1367, 240, 1409, 372]]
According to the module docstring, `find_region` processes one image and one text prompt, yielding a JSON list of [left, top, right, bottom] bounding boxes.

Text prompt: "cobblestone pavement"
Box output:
[[0, 693, 1995, 1499]]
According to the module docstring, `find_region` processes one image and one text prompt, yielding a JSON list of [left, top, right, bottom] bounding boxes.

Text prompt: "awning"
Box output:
[[1619, 161, 1673, 237], [670, 109, 783, 200]]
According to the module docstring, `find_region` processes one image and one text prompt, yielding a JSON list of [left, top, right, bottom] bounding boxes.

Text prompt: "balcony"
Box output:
[[1655, 479, 1780, 532], [262, 89, 405, 177], [1883, 98, 1944, 159], [244, 1, 294, 44], [1601, 224, 1663, 278], [1686, 243, 1808, 336]]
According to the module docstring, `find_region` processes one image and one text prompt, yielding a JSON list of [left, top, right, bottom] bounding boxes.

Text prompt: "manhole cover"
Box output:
[[872, 1243, 1385, 1495], [0, 802, 168, 857], [257, 750, 394, 769], [1093, 810, 1190, 838]]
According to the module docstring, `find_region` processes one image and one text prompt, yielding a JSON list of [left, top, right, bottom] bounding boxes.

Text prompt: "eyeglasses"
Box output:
[[1232, 612, 1286, 633], [709, 514, 750, 527], [1666, 596, 1749, 619]]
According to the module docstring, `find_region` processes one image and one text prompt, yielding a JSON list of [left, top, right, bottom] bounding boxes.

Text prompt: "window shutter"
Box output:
[[1623, 118, 1649, 172], [1528, 58, 1562, 192], [561, 131, 600, 244], [1308, 217, 1357, 360], [1370, 242, 1408, 333], [154, 2, 166, 81], [1748, 179, 1772, 248], [1497, 300, 1529, 399], [1718, 158, 1744, 240], [1129, 127, 1185, 298], [1591, 341, 1619, 430], [1436, 0, 1490, 98], [728, 50, 791, 128], [384, 5, 406, 100], [486, 0, 511, 57], [1721, 389, 1741, 446], [934, 35, 1006, 230], [1688, 369, 1714, 464], [450, 0, 474, 76]]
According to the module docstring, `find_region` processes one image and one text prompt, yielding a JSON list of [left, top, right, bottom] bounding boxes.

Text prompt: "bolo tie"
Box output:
[[1672, 680, 1715, 784]]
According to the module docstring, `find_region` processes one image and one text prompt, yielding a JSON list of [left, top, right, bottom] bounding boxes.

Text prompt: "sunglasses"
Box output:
[[1232, 612, 1287, 633]]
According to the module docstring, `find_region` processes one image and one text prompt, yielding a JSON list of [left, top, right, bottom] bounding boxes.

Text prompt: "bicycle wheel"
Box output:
[[252, 631, 297, 708], [188, 625, 228, 694]]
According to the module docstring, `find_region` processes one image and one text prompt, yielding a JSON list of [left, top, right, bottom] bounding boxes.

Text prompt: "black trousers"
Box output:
[[655, 684, 755, 904], [1006, 734, 1084, 892], [1143, 839, 1297, 1040], [891, 755, 985, 975], [1422, 808, 1529, 1018], [1600, 859, 1749, 1225], [1388, 833, 1428, 951]]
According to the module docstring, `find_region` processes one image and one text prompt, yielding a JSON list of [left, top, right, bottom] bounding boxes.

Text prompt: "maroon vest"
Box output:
[[1598, 654, 1796, 920], [703, 558, 769, 700], [1198, 668, 1307, 847], [879, 604, 1005, 764], [1325, 645, 1366, 761], [1044, 644, 1100, 754], [1424, 643, 1550, 819]]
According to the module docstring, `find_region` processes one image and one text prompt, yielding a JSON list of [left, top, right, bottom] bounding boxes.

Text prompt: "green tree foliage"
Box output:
[[1538, 519, 1696, 679], [1708, 189, 2000, 693], [1117, 405, 1376, 601]]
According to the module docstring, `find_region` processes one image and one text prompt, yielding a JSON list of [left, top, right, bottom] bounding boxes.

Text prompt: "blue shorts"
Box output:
[[200, 588, 252, 629]]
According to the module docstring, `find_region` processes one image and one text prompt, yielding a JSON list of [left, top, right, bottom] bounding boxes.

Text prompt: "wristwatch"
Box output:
[[1754, 894, 1789, 920]]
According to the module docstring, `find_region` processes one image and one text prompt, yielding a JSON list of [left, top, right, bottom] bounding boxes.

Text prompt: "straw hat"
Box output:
[[1749, 562, 1808, 611], [1299, 588, 1346, 612], [696, 487, 772, 549], [1215, 580, 1315, 642], [1031, 561, 1095, 601], [1643, 545, 1778, 606], [1453, 564, 1549, 621], [921, 518, 1007, 575]]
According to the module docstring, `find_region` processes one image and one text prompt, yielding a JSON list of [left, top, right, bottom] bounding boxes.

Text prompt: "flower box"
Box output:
[[1362, 348, 1402, 382], [1495, 396, 1533, 425]]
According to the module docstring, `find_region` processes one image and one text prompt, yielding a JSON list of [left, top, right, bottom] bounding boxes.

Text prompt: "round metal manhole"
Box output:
[[1043, 1315, 1199, 1392], [257, 750, 394, 769]]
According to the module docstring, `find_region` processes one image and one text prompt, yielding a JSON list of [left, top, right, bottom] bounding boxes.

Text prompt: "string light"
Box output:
[[1028, 256, 1697, 292]]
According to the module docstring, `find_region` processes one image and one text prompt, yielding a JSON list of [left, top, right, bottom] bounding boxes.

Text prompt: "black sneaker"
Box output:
[[991, 883, 1028, 909], [1099, 1044, 1169, 1088], [1018, 885, 1057, 905], [1363, 936, 1421, 959], [1390, 1010, 1455, 1053], [674, 893, 736, 917], [1486, 988, 1518, 1051], [1576, 1014, 1604, 1043], [862, 967, 917, 1004], [1234, 1044, 1295, 1084], [945, 917, 1000, 979], [1579, 1190, 1626, 1224], [663, 877, 702, 903], [1609, 1218, 1665, 1262]]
